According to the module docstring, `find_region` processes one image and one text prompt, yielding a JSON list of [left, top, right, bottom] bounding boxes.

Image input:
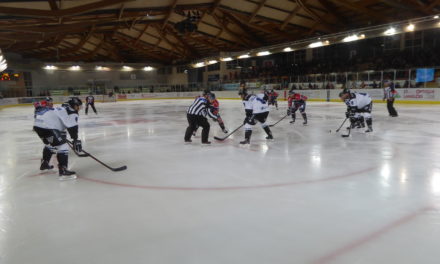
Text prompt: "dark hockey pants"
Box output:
[[86, 103, 97, 114], [185, 114, 210, 143], [387, 100, 398, 116]]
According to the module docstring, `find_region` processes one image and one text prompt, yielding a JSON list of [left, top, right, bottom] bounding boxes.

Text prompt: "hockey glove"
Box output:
[[73, 139, 82, 152], [287, 109, 291, 116], [247, 115, 256, 125]]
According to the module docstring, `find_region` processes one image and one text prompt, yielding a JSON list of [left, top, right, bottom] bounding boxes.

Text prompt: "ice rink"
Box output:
[[1, 98, 440, 264]]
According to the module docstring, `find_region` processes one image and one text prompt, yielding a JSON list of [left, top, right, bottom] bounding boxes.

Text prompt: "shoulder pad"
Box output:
[[64, 106, 78, 115]]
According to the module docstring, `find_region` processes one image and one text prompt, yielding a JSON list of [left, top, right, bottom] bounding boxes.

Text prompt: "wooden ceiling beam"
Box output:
[[61, 35, 106, 61], [296, 0, 336, 32], [209, 0, 223, 14], [221, 11, 265, 46], [280, 2, 304, 30], [116, 32, 180, 58], [316, 0, 348, 26], [224, 11, 300, 41], [114, 32, 176, 62], [382, 0, 431, 15], [249, 0, 267, 22], [162, 0, 179, 29], [211, 12, 252, 49], [118, 4, 125, 20], [48, 0, 59, 11], [0, 0, 135, 18], [163, 24, 200, 58], [423, 0, 440, 13], [133, 24, 149, 45], [185, 35, 221, 51], [152, 24, 186, 55], [218, 6, 313, 36], [327, 0, 389, 22]]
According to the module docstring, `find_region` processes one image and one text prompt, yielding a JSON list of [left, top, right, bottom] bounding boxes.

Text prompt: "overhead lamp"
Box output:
[[406, 24, 415, 31], [69, 65, 81, 71], [238, 54, 250, 59], [208, 60, 218, 64], [384, 27, 396, 35], [143, 66, 154, 71], [257, 51, 271, 56], [283, 47, 293, 52], [96, 66, 111, 71], [220, 57, 233, 61], [434, 15, 439, 19], [193, 62, 205, 68], [122, 66, 133, 71], [308, 40, 329, 48], [44, 65, 58, 70], [342, 34, 365, 42]]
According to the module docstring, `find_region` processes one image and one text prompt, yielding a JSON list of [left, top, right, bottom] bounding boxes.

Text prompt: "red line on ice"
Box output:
[[78, 166, 377, 191], [311, 205, 435, 264]]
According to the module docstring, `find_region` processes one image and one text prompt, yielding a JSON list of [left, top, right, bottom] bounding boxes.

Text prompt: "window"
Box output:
[[383, 35, 401, 51], [207, 63, 220, 71], [226, 60, 239, 69], [293, 50, 306, 64], [158, 67, 172, 75]]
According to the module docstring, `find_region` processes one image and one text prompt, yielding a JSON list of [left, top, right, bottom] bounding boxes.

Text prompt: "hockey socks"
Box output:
[[263, 126, 273, 139], [240, 130, 252, 144]]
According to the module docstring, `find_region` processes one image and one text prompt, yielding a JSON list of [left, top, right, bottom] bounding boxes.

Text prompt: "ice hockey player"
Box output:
[[33, 97, 83, 180], [287, 91, 308, 125], [85, 94, 97, 115], [184, 91, 217, 144], [238, 88, 273, 144], [267, 89, 279, 110], [339, 89, 373, 132], [33, 97, 53, 118], [208, 93, 228, 133]]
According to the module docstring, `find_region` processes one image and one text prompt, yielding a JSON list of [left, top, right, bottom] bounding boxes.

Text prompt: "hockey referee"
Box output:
[[184, 91, 217, 144]]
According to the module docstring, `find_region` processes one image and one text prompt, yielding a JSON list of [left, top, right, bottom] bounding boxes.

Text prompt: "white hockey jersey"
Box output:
[[345, 92, 372, 110], [34, 106, 79, 131], [245, 93, 269, 114]]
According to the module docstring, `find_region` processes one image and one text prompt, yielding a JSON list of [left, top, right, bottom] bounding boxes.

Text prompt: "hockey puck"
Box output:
[[329, 130, 332, 133]]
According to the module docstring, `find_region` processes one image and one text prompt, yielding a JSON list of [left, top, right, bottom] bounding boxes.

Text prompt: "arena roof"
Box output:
[[0, 0, 439, 64]]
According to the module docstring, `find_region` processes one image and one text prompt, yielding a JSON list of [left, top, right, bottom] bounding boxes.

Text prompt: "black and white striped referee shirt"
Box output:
[[187, 97, 217, 118]]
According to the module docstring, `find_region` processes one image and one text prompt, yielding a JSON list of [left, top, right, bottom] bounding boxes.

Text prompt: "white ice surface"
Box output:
[[1, 99, 440, 264]]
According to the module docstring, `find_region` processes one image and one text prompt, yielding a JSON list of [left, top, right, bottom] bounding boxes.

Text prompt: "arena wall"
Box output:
[[2, 88, 440, 109]]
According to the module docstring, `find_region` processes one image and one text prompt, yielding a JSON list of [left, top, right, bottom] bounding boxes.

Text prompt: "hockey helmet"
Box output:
[[45, 97, 53, 102], [338, 88, 350, 97], [209, 93, 216, 100], [202, 89, 211, 96], [238, 88, 248, 96], [67, 97, 83, 108]]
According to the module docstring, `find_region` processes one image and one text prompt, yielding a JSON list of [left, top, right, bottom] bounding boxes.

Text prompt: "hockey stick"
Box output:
[[214, 124, 244, 141], [335, 117, 349, 133], [269, 114, 289, 127], [67, 142, 89, 157], [67, 140, 127, 171], [341, 127, 351, 138]]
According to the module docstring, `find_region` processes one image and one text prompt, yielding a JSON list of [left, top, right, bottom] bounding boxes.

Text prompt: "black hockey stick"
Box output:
[[335, 117, 349, 133], [68, 140, 127, 171], [214, 124, 244, 141], [341, 127, 351, 138], [67, 142, 89, 157], [269, 114, 289, 127]]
